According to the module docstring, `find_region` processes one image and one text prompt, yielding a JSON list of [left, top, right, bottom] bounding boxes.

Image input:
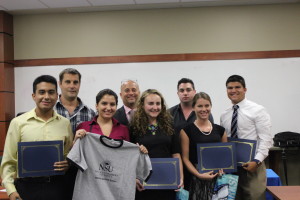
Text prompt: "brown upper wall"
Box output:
[[13, 3, 300, 60]]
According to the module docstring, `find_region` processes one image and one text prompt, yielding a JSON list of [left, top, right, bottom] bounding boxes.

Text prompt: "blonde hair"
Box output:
[[192, 92, 212, 107]]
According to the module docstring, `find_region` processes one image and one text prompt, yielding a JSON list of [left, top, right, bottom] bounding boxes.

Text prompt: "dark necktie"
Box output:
[[231, 105, 239, 138]]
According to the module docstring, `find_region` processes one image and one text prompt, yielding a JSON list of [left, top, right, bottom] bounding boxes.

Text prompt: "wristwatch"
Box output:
[[253, 159, 262, 167]]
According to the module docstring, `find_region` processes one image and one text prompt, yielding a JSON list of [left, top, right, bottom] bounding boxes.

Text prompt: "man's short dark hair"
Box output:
[[33, 75, 57, 93], [226, 75, 246, 88], [59, 68, 81, 83], [177, 78, 195, 90], [96, 89, 118, 105]]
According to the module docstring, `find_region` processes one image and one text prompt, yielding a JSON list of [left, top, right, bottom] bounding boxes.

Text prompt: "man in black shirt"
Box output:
[[169, 78, 214, 133]]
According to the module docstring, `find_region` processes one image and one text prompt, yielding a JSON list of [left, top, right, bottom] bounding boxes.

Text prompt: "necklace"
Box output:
[[194, 121, 213, 136], [148, 124, 158, 135]]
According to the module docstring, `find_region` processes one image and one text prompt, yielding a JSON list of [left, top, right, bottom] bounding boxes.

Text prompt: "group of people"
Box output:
[[0, 68, 273, 200]]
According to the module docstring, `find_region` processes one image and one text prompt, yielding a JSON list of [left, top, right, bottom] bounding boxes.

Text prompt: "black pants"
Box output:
[[63, 165, 78, 200], [188, 175, 216, 200], [15, 176, 64, 200], [135, 189, 176, 200]]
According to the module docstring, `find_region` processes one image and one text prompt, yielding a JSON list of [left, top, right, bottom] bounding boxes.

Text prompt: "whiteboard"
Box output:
[[15, 57, 300, 135]]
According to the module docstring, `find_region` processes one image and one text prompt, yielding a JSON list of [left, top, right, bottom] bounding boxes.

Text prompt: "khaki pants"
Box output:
[[235, 162, 267, 200]]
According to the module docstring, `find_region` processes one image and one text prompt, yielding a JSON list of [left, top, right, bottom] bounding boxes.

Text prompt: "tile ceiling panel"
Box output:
[[181, 0, 223, 2], [134, 3, 181, 8], [40, 0, 91, 8], [68, 3, 182, 12], [1, 0, 299, 14], [135, 0, 179, 4], [88, 0, 135, 6], [0, 0, 47, 10], [181, 0, 298, 3], [181, 0, 300, 7]]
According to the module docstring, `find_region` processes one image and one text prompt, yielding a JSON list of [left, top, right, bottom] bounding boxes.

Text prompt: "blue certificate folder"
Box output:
[[18, 140, 64, 177], [197, 143, 237, 173], [228, 138, 257, 166], [143, 158, 180, 189]]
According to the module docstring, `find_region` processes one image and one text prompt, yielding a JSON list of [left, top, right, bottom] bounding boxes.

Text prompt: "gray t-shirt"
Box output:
[[67, 133, 152, 200]]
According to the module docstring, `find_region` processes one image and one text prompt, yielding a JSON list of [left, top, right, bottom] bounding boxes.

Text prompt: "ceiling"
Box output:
[[1, 0, 300, 15]]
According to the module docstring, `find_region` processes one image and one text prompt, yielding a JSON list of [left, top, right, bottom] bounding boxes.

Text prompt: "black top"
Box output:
[[114, 106, 129, 126], [183, 123, 225, 164], [130, 127, 180, 158], [168, 104, 214, 134]]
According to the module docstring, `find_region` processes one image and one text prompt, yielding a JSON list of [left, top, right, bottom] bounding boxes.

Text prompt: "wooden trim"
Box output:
[[14, 50, 300, 67], [0, 93, 15, 121], [0, 11, 13, 35], [0, 122, 10, 155], [0, 63, 14, 92]]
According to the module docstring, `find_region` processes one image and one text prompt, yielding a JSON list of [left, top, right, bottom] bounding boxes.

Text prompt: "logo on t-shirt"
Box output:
[[99, 161, 114, 172], [95, 160, 119, 183]]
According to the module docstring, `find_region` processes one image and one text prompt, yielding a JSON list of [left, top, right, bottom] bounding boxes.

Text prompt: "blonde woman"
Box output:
[[180, 92, 227, 200]]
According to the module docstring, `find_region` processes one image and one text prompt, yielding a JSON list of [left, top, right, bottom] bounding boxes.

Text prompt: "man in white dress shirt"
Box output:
[[220, 75, 273, 200]]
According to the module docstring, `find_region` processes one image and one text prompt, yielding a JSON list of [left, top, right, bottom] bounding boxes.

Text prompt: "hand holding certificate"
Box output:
[[18, 140, 64, 177], [197, 139, 257, 174], [53, 160, 69, 172], [197, 143, 237, 174], [143, 158, 180, 190], [227, 138, 257, 166]]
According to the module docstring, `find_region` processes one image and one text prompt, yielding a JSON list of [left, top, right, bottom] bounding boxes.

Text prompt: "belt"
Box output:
[[18, 175, 63, 183]]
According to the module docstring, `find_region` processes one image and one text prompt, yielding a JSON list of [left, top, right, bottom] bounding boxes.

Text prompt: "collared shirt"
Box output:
[[168, 104, 214, 133], [220, 98, 273, 162], [0, 109, 73, 196], [76, 116, 130, 142], [55, 96, 95, 134], [123, 105, 132, 122]]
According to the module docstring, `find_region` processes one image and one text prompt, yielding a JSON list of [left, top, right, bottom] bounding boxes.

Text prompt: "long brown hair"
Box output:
[[130, 89, 173, 136]]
